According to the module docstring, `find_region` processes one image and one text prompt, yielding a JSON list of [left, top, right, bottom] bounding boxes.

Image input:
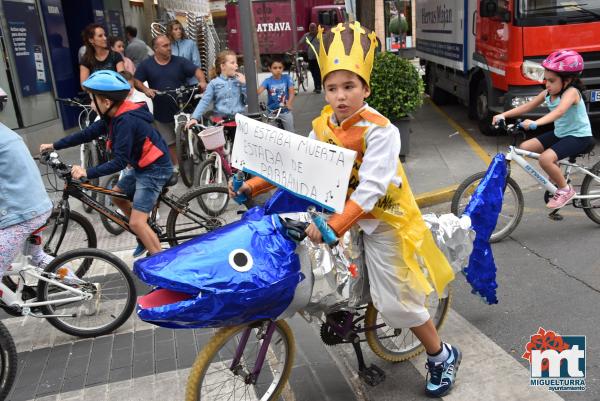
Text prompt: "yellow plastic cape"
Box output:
[[313, 107, 455, 295]]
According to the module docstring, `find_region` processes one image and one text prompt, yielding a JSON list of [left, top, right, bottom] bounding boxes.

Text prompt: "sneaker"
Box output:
[[425, 344, 462, 397], [546, 186, 576, 209], [132, 242, 146, 258]]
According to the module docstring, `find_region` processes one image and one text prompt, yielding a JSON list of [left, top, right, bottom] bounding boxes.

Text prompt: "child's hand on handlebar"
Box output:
[[39, 143, 54, 153], [520, 119, 537, 130], [71, 165, 87, 180], [185, 119, 198, 130], [228, 180, 251, 199], [304, 223, 323, 244], [492, 114, 505, 126]]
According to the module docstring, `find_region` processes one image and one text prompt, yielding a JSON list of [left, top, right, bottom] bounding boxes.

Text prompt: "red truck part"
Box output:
[[226, 0, 347, 64]]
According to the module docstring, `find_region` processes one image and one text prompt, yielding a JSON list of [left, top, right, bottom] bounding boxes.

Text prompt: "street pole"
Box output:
[[239, 0, 259, 113], [290, 0, 298, 54]]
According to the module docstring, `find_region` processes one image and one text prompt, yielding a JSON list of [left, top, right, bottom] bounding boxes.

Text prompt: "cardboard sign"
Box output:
[[231, 114, 357, 213]]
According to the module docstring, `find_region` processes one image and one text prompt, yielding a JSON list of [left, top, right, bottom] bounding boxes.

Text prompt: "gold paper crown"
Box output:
[[308, 21, 379, 85]]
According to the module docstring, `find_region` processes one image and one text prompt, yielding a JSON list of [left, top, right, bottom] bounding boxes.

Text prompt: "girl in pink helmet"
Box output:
[[492, 49, 593, 209]]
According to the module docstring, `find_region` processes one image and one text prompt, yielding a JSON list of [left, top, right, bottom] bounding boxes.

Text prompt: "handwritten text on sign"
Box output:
[[231, 114, 357, 213]]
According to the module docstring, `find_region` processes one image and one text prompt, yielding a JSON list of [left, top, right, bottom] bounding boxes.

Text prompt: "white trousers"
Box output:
[[363, 222, 430, 328]]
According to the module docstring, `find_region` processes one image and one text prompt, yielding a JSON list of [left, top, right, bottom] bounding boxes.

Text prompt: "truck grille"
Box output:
[[581, 52, 600, 115]]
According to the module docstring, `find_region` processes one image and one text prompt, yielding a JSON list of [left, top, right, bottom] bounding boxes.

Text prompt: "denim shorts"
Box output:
[[536, 131, 595, 161], [116, 164, 173, 213]]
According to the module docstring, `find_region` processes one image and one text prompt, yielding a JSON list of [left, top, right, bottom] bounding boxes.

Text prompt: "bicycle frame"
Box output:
[[48, 176, 216, 250], [0, 263, 89, 314], [506, 146, 600, 200]]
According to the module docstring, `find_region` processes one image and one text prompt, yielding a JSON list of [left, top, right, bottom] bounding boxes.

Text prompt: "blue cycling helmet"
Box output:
[[82, 70, 130, 102]]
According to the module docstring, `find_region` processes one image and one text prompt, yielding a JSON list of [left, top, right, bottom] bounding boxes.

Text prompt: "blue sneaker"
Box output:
[[425, 344, 462, 397], [132, 242, 146, 258]]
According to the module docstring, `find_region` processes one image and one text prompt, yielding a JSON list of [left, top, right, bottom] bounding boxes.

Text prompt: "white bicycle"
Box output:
[[0, 241, 136, 338], [451, 120, 600, 242]]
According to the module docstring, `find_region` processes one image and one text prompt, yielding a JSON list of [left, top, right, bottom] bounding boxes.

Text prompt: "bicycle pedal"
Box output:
[[548, 211, 564, 221], [358, 364, 386, 386]]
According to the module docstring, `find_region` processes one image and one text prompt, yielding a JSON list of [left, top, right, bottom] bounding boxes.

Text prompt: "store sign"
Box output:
[[4, 0, 52, 97]]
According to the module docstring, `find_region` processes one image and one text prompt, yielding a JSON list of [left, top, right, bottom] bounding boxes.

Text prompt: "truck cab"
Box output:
[[312, 5, 348, 28]]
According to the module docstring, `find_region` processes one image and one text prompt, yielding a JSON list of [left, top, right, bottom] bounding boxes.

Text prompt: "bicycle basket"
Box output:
[[198, 126, 226, 150]]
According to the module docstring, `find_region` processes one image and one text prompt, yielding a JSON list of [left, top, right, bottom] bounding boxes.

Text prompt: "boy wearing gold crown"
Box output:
[[233, 21, 460, 397]]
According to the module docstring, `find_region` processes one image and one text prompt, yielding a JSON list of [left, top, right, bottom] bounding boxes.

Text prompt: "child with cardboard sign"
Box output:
[[232, 21, 460, 397]]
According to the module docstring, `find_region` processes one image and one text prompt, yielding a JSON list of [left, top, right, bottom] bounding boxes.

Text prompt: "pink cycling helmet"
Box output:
[[542, 50, 584, 73]]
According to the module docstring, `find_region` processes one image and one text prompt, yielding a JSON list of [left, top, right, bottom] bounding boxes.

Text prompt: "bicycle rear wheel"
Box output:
[[0, 321, 17, 401], [98, 174, 126, 236], [451, 171, 523, 242], [365, 289, 452, 362], [165, 187, 231, 246], [581, 160, 600, 224], [185, 320, 294, 401], [176, 124, 197, 187], [37, 248, 136, 338]]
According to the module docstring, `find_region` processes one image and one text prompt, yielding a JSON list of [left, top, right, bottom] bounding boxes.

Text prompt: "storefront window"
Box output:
[[385, 0, 413, 51]]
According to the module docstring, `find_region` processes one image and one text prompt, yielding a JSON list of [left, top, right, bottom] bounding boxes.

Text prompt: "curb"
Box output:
[[411, 98, 491, 208], [415, 184, 458, 208]]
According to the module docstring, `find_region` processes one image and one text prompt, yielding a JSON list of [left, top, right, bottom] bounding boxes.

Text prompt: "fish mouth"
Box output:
[[138, 289, 195, 309]]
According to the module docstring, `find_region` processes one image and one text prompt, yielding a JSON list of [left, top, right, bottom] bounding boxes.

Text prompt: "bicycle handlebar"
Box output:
[[154, 85, 199, 96]]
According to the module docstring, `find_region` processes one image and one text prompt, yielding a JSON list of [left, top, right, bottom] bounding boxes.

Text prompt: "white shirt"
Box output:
[[309, 105, 402, 234]]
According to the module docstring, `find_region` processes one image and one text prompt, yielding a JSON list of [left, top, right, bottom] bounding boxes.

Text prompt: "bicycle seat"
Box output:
[[568, 140, 596, 163], [165, 172, 178, 187]]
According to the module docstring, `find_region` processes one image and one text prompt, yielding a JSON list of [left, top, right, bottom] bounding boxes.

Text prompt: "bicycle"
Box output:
[[192, 112, 266, 215], [0, 321, 17, 401], [451, 119, 599, 242], [183, 211, 451, 400], [38, 151, 229, 258], [0, 246, 136, 338], [287, 52, 309, 93], [157, 85, 202, 187]]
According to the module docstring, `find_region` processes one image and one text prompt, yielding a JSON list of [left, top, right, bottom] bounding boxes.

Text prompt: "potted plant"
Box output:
[[368, 51, 424, 159]]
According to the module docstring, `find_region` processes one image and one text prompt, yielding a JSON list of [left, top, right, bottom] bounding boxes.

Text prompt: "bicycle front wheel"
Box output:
[[177, 124, 197, 187], [165, 187, 230, 246], [196, 157, 228, 187], [37, 248, 136, 338], [0, 321, 17, 401], [42, 209, 97, 255], [580, 160, 600, 225], [451, 171, 524, 242], [98, 174, 126, 236], [186, 320, 295, 401], [365, 290, 452, 362]]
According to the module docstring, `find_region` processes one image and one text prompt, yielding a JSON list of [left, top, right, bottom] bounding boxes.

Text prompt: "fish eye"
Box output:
[[228, 249, 253, 272]]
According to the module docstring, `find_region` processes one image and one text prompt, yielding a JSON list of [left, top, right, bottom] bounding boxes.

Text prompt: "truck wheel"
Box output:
[[425, 66, 451, 105], [475, 80, 499, 136]]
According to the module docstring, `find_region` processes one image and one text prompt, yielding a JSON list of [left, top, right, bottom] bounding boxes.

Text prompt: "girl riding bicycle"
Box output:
[[0, 121, 54, 278], [185, 50, 246, 132], [492, 49, 594, 209], [232, 22, 460, 398]]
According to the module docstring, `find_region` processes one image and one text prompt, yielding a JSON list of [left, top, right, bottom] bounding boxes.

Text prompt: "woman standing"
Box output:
[[166, 20, 201, 84], [79, 23, 124, 85]]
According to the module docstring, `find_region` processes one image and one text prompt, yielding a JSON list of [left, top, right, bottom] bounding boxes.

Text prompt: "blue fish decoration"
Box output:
[[134, 209, 303, 329], [462, 153, 507, 304]]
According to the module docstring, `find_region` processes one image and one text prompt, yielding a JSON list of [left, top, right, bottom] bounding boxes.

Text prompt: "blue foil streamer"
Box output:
[[462, 154, 507, 304], [134, 212, 303, 328]]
